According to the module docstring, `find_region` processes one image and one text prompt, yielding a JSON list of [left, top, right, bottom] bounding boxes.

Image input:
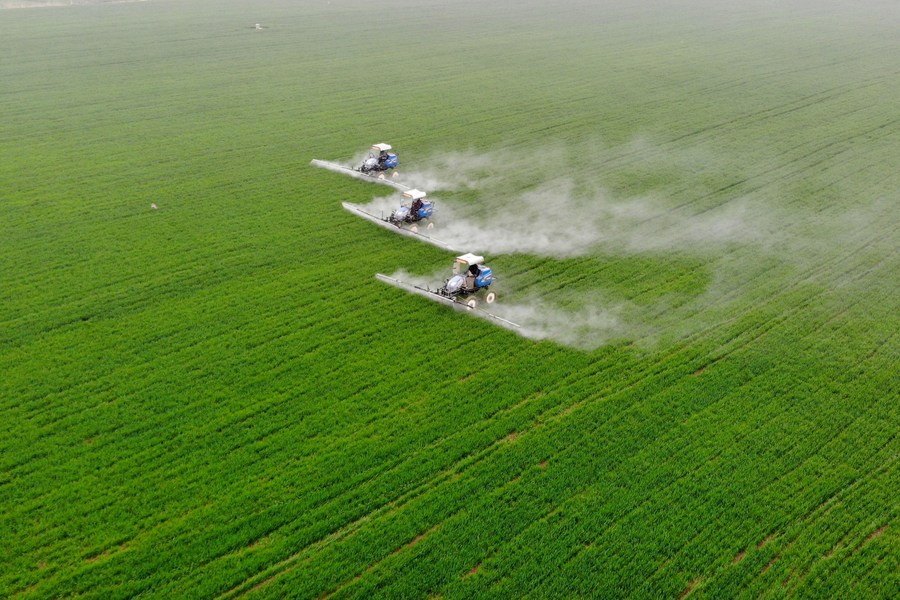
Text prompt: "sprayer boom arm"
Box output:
[[376, 273, 521, 330]]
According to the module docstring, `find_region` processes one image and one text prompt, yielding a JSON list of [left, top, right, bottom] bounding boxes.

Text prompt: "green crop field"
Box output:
[[1, 0, 897, 598]]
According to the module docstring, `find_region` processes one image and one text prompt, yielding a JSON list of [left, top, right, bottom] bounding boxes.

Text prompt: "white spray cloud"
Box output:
[[433, 181, 779, 257], [489, 299, 628, 349], [364, 143, 896, 349], [355, 174, 780, 259], [401, 150, 513, 192]]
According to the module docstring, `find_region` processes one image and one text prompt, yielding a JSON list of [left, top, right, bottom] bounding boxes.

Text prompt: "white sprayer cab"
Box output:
[[453, 253, 485, 273], [402, 189, 427, 201], [371, 143, 392, 152]]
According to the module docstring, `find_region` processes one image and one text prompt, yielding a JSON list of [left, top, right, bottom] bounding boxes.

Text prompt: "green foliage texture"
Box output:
[[1, 0, 897, 598]]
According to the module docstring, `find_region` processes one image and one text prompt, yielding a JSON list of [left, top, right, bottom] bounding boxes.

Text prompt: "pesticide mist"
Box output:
[[364, 142, 896, 349]]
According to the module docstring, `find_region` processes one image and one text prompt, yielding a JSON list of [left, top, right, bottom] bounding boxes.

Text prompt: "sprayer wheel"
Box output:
[[426, 222, 435, 230], [466, 298, 477, 309], [409, 224, 418, 233], [486, 292, 496, 304]]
